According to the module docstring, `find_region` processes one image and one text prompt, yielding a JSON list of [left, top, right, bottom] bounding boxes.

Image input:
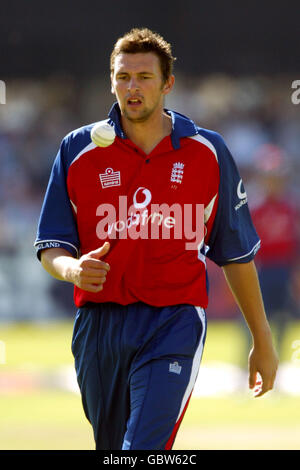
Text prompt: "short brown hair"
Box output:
[[110, 28, 176, 82]]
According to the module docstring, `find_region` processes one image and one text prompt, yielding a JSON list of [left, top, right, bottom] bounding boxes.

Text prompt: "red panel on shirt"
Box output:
[[67, 135, 219, 308]]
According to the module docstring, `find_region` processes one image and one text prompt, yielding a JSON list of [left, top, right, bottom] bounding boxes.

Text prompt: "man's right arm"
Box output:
[[41, 242, 110, 293]]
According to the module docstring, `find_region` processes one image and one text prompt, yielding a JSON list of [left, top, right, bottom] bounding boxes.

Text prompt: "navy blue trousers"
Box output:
[[71, 302, 206, 450]]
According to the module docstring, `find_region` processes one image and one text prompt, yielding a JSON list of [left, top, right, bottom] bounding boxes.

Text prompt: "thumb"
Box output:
[[248, 363, 257, 389], [248, 348, 257, 389], [88, 242, 110, 259], [249, 371, 257, 389]]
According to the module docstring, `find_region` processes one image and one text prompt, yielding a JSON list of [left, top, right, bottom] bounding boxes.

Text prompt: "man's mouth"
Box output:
[[127, 97, 143, 106]]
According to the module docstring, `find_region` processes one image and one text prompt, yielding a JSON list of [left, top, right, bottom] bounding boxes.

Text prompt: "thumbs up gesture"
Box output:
[[72, 242, 110, 293]]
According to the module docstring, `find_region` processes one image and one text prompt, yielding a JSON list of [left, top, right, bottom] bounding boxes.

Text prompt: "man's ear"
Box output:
[[162, 74, 175, 96]]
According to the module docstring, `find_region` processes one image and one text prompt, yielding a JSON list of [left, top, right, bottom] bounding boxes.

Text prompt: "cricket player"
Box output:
[[34, 28, 278, 450]]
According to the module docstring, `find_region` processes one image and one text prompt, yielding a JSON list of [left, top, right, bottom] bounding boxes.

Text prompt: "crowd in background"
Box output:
[[0, 74, 299, 352]]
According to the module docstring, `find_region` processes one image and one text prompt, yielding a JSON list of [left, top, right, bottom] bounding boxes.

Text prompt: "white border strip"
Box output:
[[189, 134, 218, 162], [70, 141, 97, 167], [176, 306, 206, 421], [70, 200, 77, 214], [226, 240, 261, 262], [34, 239, 79, 257], [204, 193, 217, 224]]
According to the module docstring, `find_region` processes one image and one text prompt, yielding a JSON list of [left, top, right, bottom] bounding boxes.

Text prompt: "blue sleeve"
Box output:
[[34, 138, 80, 260], [205, 133, 260, 266]]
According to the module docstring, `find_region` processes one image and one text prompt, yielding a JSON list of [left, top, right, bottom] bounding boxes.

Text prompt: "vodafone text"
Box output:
[[96, 192, 204, 251]]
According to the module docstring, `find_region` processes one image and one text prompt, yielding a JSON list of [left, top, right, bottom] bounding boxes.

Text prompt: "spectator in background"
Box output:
[[250, 144, 300, 359]]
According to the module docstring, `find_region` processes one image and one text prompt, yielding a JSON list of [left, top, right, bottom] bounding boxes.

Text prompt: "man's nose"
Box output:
[[127, 78, 139, 92]]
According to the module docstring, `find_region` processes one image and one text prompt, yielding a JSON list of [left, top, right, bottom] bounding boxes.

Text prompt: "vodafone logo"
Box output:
[[95, 186, 205, 250], [237, 179, 247, 200], [235, 179, 248, 211], [133, 187, 152, 209]]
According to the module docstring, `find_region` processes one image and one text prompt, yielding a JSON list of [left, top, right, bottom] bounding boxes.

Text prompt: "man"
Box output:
[[34, 28, 278, 450], [250, 144, 300, 358]]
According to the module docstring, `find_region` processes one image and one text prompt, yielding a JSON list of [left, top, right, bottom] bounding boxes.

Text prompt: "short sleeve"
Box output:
[[34, 138, 80, 260], [206, 136, 260, 266]]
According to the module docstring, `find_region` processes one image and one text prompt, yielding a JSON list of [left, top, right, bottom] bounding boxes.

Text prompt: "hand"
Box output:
[[69, 242, 110, 293], [248, 341, 279, 398]]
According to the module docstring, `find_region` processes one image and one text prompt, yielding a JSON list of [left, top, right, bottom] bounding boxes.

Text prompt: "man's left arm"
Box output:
[[222, 260, 279, 397]]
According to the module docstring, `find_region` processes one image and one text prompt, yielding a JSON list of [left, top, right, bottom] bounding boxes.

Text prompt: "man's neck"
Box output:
[[121, 111, 172, 155]]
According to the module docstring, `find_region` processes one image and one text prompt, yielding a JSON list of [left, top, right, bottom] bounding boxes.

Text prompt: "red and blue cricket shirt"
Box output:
[[35, 103, 260, 308]]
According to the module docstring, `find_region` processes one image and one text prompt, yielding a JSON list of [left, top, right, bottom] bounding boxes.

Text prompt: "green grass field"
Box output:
[[0, 320, 300, 450]]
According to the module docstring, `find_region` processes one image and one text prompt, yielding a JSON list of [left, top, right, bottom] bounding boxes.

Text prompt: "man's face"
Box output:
[[111, 52, 174, 123]]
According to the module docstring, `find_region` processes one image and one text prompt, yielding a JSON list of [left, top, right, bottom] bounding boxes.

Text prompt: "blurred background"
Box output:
[[0, 0, 300, 450]]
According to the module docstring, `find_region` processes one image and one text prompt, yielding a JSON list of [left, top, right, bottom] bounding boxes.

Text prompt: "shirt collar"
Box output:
[[108, 102, 198, 150]]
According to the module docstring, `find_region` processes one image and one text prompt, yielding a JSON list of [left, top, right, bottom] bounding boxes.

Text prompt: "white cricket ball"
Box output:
[[91, 121, 116, 147]]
